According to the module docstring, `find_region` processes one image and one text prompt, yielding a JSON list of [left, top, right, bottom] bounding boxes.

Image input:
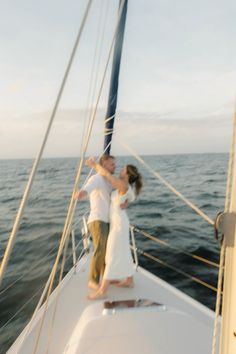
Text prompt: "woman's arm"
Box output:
[[86, 157, 127, 193]]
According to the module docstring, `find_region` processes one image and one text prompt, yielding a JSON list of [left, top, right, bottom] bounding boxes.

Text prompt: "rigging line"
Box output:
[[46, 240, 89, 354], [85, 144, 111, 180], [71, 209, 89, 231], [211, 102, 236, 354], [140, 250, 218, 293], [45, 235, 70, 354], [80, 0, 110, 156], [26, 141, 111, 351], [0, 284, 45, 333], [15, 238, 84, 350], [74, 248, 87, 269], [78, 1, 103, 155], [46, 233, 88, 354], [0, 0, 93, 289], [0, 245, 58, 296], [38, 0, 125, 342], [226, 104, 236, 213], [79, 140, 112, 191], [45, 140, 112, 354], [133, 227, 219, 268], [104, 128, 115, 136], [32, 2, 126, 351], [69, 142, 111, 234], [117, 138, 214, 226], [90, 0, 110, 106], [81, 0, 126, 156], [211, 239, 226, 354], [104, 114, 116, 123], [0, 239, 84, 333], [84, 0, 110, 134], [46, 247, 86, 354], [79, 0, 108, 155]]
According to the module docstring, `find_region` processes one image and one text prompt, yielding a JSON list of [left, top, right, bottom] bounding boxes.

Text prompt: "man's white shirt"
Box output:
[[83, 173, 113, 224]]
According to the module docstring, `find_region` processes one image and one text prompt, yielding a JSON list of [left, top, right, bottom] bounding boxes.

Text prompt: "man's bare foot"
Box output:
[[117, 280, 134, 288], [87, 290, 107, 300], [110, 280, 120, 284], [88, 281, 99, 290]]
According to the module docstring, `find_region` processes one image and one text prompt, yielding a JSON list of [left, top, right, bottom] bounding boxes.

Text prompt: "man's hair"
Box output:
[[99, 154, 115, 166]]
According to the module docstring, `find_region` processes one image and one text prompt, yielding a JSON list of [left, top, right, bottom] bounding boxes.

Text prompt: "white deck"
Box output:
[[7, 254, 220, 354]]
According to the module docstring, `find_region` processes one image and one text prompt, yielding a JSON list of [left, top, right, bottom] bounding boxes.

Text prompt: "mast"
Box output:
[[219, 115, 236, 353], [104, 0, 128, 154]]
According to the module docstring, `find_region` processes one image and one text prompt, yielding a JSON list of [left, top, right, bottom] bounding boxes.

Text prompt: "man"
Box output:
[[75, 154, 116, 289]]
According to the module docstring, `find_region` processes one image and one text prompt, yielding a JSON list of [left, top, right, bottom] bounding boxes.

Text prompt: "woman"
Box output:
[[86, 157, 143, 300]]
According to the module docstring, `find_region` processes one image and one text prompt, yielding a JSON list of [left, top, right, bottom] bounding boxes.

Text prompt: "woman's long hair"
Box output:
[[126, 165, 143, 196]]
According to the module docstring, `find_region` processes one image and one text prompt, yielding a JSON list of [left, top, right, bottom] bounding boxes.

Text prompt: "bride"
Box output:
[[86, 157, 143, 299]]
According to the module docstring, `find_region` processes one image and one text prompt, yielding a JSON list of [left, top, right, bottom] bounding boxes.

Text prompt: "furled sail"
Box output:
[[104, 0, 128, 154]]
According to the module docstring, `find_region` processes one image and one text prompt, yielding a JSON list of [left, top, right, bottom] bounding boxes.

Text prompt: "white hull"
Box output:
[[7, 254, 220, 354]]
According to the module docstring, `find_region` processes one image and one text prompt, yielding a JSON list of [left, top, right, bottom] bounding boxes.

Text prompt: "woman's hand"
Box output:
[[85, 157, 97, 168], [120, 199, 129, 209]]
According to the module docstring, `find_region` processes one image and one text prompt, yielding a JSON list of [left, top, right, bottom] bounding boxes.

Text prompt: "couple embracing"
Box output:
[[76, 154, 142, 299]]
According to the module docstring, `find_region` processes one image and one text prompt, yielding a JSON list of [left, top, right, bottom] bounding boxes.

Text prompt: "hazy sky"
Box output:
[[0, 0, 235, 158]]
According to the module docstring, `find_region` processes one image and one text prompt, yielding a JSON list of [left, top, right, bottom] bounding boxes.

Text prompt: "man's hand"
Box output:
[[120, 199, 129, 209], [74, 190, 88, 201], [85, 157, 97, 168]]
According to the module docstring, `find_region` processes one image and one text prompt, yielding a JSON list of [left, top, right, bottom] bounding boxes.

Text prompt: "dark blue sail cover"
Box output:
[[104, 0, 128, 154]]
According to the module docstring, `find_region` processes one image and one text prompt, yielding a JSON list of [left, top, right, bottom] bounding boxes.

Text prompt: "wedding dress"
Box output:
[[103, 185, 135, 280]]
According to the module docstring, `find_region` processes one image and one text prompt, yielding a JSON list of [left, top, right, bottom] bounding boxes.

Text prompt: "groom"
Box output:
[[75, 154, 116, 289]]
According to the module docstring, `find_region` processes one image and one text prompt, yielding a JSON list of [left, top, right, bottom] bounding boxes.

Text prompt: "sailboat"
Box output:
[[1, 0, 236, 353]]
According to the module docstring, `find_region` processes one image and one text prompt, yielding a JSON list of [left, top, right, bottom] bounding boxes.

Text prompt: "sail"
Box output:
[[104, 0, 128, 154]]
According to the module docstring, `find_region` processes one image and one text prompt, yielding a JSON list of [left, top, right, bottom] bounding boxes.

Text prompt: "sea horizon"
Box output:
[[0, 151, 229, 161]]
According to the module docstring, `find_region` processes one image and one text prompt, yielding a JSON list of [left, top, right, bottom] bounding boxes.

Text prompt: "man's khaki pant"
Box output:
[[88, 221, 109, 284]]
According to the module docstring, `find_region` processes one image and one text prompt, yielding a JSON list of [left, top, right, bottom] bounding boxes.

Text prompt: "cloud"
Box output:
[[0, 98, 233, 159], [112, 109, 232, 155]]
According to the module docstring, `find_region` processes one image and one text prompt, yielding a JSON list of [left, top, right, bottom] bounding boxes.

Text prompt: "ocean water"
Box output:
[[0, 154, 227, 352]]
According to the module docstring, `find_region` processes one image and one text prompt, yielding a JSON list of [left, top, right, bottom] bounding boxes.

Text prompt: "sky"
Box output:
[[0, 0, 236, 158]]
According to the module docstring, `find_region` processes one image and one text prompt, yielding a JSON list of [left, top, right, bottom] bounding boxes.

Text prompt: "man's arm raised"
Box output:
[[86, 157, 127, 194]]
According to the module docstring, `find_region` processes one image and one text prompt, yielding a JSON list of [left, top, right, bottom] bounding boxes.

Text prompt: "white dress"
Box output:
[[103, 185, 135, 280]]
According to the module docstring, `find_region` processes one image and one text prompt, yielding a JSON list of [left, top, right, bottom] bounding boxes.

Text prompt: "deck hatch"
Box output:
[[103, 299, 166, 315]]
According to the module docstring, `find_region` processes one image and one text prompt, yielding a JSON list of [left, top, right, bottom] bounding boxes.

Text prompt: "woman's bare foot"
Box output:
[[117, 279, 134, 288], [88, 281, 99, 290], [87, 290, 107, 300]]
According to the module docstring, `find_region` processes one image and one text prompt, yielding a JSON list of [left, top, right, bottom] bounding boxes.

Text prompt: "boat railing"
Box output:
[[71, 216, 219, 294], [71, 215, 219, 294], [0, 215, 219, 340], [131, 226, 220, 294], [71, 216, 139, 270]]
